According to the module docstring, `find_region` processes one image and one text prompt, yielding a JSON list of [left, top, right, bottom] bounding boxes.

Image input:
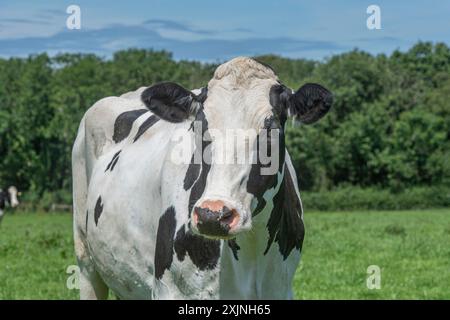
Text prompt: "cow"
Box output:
[[0, 186, 20, 224], [72, 57, 332, 300]]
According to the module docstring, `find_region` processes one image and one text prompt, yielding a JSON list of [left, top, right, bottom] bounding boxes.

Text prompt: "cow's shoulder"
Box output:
[[83, 88, 151, 159], [85, 92, 146, 127]]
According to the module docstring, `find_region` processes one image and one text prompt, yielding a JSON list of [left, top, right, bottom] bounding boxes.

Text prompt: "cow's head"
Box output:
[[142, 57, 332, 239]]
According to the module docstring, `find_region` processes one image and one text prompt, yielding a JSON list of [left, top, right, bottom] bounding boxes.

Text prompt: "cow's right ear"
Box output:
[[141, 82, 206, 123]]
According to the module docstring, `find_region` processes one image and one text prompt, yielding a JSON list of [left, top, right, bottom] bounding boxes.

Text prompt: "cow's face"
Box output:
[[142, 57, 332, 239]]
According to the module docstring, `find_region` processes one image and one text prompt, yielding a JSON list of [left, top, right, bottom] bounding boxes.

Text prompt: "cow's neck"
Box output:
[[218, 167, 289, 299]]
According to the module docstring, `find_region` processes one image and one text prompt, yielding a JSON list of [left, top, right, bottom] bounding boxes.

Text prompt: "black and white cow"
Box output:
[[72, 57, 332, 299], [0, 186, 20, 224]]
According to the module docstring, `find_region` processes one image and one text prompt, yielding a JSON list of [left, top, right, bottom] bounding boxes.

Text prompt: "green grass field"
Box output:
[[0, 209, 449, 299]]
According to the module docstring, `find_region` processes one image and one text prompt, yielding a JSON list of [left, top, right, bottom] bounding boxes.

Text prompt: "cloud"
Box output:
[[0, 23, 341, 61], [34, 9, 64, 20], [231, 27, 253, 33], [43, 9, 64, 16], [354, 36, 400, 43], [143, 19, 215, 35], [1, 18, 51, 25]]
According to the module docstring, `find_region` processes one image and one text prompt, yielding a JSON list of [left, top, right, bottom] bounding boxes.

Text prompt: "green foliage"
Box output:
[[301, 185, 450, 211], [285, 42, 450, 192], [0, 42, 448, 209]]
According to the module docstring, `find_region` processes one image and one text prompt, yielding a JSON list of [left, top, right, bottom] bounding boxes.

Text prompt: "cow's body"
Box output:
[[73, 57, 332, 299]]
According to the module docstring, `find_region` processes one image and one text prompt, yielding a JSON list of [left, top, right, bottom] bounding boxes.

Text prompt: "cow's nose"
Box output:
[[193, 200, 239, 237]]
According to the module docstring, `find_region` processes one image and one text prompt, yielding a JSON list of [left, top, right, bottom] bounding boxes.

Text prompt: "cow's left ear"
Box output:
[[141, 82, 206, 123], [284, 83, 333, 124]]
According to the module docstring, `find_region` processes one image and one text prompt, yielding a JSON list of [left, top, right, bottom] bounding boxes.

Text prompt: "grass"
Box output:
[[294, 209, 450, 299], [0, 213, 77, 299], [0, 209, 449, 299]]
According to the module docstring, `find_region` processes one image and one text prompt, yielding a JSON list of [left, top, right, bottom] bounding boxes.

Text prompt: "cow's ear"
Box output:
[[285, 83, 333, 124], [141, 82, 206, 123]]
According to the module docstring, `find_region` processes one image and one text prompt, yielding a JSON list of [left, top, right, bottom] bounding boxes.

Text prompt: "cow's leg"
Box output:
[[78, 266, 108, 300], [74, 230, 109, 299]]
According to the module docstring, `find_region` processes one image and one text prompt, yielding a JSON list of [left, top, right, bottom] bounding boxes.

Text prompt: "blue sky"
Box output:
[[0, 0, 449, 61]]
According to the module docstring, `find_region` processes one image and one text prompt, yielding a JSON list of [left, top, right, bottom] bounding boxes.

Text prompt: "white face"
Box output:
[[190, 78, 282, 238], [8, 186, 19, 208]]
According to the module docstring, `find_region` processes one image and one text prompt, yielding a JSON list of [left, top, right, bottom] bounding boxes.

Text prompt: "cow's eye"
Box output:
[[263, 115, 281, 131], [263, 116, 275, 129]]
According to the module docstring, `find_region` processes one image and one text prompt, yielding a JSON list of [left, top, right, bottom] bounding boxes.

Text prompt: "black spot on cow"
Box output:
[[183, 153, 201, 191], [94, 196, 103, 226], [264, 168, 305, 260], [246, 116, 284, 217], [105, 150, 122, 172], [154, 206, 177, 280], [113, 109, 148, 143], [187, 108, 212, 216], [197, 87, 208, 103], [85, 210, 89, 234], [246, 85, 291, 218], [110, 156, 120, 171], [269, 84, 290, 123], [228, 239, 240, 261], [174, 226, 220, 271], [133, 115, 160, 142], [252, 197, 267, 217]]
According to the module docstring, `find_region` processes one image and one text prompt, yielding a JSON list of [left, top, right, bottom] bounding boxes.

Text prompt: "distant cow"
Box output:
[[72, 57, 332, 299], [0, 186, 20, 224]]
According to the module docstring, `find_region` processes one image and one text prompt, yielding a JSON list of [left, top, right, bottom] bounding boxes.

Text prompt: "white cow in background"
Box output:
[[0, 186, 20, 224], [72, 57, 332, 299]]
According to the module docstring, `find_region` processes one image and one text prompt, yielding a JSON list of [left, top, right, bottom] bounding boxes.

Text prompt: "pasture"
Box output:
[[0, 209, 449, 299]]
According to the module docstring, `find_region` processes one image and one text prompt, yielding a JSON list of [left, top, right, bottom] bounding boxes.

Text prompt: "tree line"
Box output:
[[0, 42, 448, 204]]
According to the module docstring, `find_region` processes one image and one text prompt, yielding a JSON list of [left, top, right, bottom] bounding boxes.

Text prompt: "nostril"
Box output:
[[219, 207, 238, 227], [219, 206, 232, 219], [219, 213, 234, 226]]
